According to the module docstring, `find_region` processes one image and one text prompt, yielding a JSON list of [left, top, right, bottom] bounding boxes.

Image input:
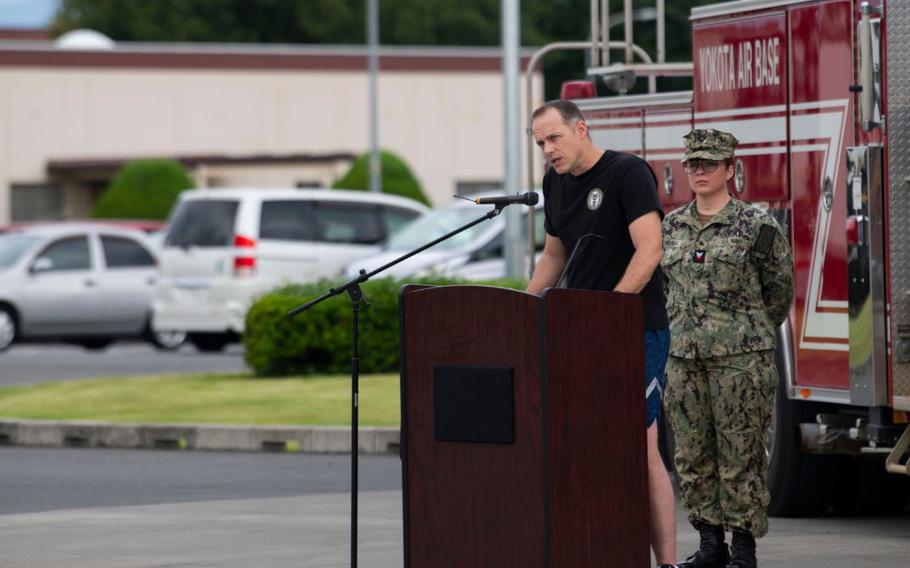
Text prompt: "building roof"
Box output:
[[0, 28, 48, 41], [47, 152, 357, 175], [0, 39, 537, 72]]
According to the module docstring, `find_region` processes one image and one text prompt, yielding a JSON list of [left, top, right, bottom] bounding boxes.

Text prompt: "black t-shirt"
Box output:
[[542, 150, 668, 331]]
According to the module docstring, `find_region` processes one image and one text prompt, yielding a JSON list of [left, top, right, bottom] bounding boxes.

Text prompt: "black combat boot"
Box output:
[[678, 521, 729, 568], [725, 529, 756, 568]]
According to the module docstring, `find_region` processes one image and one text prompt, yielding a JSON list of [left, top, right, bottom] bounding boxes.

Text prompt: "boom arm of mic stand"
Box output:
[[287, 205, 505, 317]]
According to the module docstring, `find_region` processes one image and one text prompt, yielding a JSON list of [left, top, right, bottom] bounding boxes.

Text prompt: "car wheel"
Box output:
[[189, 332, 231, 353], [149, 329, 187, 351], [80, 338, 114, 351], [0, 306, 17, 351]]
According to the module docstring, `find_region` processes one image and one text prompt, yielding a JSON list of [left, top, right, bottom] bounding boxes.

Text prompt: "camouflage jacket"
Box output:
[[661, 198, 793, 359]]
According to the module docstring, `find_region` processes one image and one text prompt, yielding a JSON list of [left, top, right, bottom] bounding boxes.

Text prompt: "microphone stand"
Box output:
[[287, 200, 519, 568]]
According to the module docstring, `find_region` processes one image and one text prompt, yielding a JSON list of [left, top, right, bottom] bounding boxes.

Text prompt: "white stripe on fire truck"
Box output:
[[817, 300, 848, 309], [643, 144, 831, 161], [645, 113, 691, 124], [790, 99, 850, 111], [795, 101, 851, 349], [587, 113, 692, 127], [586, 97, 852, 351], [587, 117, 643, 127], [800, 342, 848, 352], [587, 100, 850, 129], [695, 104, 786, 119], [691, 99, 849, 120]]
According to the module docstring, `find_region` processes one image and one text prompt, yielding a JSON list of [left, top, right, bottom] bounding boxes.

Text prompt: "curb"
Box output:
[[0, 419, 400, 454]]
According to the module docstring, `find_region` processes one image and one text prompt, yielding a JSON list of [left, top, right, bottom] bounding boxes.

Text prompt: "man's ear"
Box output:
[[725, 163, 735, 182], [576, 120, 588, 138]]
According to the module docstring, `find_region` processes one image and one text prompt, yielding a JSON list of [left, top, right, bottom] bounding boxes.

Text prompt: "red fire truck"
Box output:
[[555, 0, 909, 515]]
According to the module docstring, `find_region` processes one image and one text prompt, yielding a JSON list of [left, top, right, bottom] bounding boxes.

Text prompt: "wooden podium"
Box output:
[[399, 285, 649, 567]]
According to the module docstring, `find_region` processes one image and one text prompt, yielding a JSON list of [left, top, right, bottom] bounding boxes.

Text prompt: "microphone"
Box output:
[[473, 192, 539, 207]]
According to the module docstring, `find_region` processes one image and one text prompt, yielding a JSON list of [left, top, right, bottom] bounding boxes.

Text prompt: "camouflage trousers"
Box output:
[[665, 350, 777, 537]]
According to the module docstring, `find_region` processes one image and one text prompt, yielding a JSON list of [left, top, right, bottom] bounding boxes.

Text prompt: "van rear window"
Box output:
[[166, 200, 238, 248]]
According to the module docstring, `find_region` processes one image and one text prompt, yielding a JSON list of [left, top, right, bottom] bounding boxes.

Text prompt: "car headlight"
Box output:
[[412, 261, 451, 279], [415, 256, 474, 278]]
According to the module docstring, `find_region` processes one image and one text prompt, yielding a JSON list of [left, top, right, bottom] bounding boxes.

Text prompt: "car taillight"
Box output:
[[233, 234, 256, 277]]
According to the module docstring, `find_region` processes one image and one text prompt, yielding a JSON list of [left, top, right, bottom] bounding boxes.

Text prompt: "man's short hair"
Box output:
[[532, 99, 586, 126]]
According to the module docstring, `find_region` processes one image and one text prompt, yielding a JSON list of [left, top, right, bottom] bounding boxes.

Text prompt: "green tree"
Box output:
[[51, 0, 720, 98], [92, 159, 193, 220], [333, 150, 430, 206], [51, 0, 363, 44]]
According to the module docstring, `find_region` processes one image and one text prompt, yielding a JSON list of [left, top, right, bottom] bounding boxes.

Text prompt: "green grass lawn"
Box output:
[[0, 373, 401, 426]]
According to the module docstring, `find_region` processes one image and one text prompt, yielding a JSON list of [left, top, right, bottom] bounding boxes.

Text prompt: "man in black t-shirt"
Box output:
[[527, 100, 677, 568]]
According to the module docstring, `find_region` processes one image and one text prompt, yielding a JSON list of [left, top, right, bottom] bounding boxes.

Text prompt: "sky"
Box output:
[[0, 0, 59, 29]]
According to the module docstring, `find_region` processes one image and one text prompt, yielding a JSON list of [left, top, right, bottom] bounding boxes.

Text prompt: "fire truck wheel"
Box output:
[[767, 343, 837, 517], [830, 456, 910, 515]]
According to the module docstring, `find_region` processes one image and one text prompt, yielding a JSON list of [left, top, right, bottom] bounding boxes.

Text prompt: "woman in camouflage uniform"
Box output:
[[661, 129, 793, 568]]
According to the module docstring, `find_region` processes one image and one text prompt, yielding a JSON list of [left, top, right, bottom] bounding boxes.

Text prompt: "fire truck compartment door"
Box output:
[[846, 145, 887, 408]]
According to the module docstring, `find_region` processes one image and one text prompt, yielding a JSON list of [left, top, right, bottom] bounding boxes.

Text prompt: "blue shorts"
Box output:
[[644, 327, 670, 427]]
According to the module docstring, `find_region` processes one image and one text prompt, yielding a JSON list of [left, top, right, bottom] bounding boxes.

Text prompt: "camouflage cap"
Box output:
[[682, 129, 739, 161]]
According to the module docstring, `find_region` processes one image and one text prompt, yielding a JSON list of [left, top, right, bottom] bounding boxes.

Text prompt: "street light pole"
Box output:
[[368, 0, 381, 193], [502, 0, 524, 279]]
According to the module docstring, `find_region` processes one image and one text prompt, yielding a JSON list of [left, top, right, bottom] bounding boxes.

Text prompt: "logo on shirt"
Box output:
[[587, 188, 604, 210], [693, 250, 706, 263]]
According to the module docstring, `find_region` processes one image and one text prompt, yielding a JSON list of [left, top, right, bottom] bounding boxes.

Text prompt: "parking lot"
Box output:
[[0, 343, 248, 386], [1, 447, 908, 568]]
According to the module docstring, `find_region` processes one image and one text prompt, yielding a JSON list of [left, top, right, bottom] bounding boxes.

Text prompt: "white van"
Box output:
[[152, 188, 428, 352]]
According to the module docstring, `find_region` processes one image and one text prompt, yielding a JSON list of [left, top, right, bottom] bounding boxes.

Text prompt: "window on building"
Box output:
[[11, 183, 63, 221]]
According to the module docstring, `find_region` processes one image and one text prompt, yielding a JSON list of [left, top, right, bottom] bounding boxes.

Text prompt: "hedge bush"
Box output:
[[92, 158, 194, 220], [333, 149, 431, 206], [243, 277, 524, 377]]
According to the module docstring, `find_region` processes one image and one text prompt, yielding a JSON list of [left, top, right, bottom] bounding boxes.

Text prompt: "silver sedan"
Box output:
[[0, 222, 185, 351]]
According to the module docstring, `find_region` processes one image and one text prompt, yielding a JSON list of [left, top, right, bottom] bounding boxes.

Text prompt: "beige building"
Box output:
[[0, 33, 543, 223]]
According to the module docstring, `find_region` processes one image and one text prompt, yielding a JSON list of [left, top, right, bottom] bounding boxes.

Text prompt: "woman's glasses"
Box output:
[[682, 159, 722, 174]]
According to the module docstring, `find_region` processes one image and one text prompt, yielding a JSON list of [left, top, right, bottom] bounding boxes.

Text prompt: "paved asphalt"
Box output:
[[2, 449, 910, 567], [1, 342, 249, 385], [0, 447, 402, 516], [2, 491, 909, 566]]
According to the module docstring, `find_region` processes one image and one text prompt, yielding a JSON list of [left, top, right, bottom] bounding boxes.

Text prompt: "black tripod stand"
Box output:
[[287, 197, 532, 568]]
